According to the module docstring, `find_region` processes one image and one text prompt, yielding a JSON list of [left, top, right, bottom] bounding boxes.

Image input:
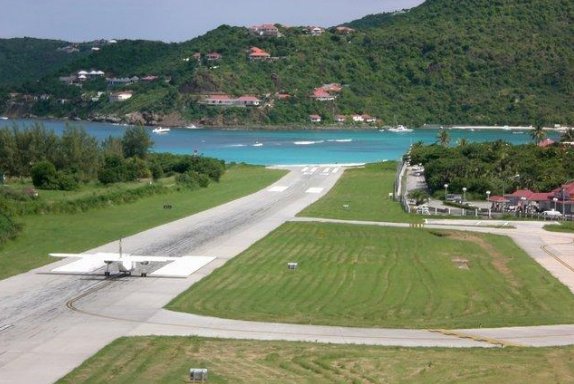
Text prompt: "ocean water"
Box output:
[[0, 119, 557, 165]]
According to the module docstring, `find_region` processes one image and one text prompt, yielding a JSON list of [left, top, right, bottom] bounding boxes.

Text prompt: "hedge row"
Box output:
[[0, 183, 170, 216]]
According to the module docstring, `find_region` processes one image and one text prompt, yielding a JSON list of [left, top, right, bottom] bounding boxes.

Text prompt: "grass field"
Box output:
[[168, 222, 574, 329], [0, 165, 285, 280], [58, 337, 574, 384], [298, 162, 419, 223]]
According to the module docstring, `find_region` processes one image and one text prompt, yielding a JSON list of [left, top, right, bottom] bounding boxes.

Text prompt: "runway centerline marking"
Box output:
[[268, 186, 289, 192], [306, 187, 324, 194]]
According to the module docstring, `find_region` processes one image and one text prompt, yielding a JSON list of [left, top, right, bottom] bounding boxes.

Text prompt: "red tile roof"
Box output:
[[489, 195, 509, 203], [311, 88, 332, 98], [237, 96, 260, 102], [538, 138, 555, 147], [249, 47, 270, 57]]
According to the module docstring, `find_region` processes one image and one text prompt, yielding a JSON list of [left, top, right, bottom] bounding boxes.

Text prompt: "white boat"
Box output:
[[387, 125, 413, 133], [152, 127, 170, 134], [185, 124, 198, 129], [0, 116, 8, 120], [252, 142, 263, 147]]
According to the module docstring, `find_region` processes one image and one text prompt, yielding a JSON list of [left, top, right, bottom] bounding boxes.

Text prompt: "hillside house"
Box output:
[[362, 114, 377, 123], [237, 96, 261, 106], [107, 77, 139, 87], [309, 114, 322, 123], [311, 88, 335, 101], [321, 83, 342, 93], [204, 94, 235, 106], [203, 94, 261, 107], [249, 47, 271, 61], [335, 115, 347, 123], [142, 75, 158, 82], [250, 24, 280, 37], [109, 91, 133, 102], [352, 114, 364, 122], [306, 26, 325, 36], [207, 52, 222, 61], [538, 138, 555, 147], [335, 26, 355, 34]]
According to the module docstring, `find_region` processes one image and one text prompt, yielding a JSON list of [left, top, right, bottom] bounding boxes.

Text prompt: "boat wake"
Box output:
[[294, 140, 324, 145]]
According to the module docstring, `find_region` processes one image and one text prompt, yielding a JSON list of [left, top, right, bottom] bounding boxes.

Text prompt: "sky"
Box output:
[[0, 0, 425, 42]]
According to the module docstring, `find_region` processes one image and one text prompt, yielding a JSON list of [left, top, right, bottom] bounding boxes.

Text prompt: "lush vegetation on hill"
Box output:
[[2, 0, 573, 126], [0, 38, 91, 87]]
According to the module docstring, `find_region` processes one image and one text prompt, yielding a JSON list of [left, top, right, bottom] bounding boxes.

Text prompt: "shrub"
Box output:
[[176, 171, 210, 189], [31, 161, 59, 189]]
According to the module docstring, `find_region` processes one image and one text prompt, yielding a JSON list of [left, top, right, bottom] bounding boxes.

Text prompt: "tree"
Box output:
[[560, 128, 574, 142], [121, 125, 153, 159], [408, 189, 430, 205], [437, 129, 450, 147], [530, 124, 546, 145]]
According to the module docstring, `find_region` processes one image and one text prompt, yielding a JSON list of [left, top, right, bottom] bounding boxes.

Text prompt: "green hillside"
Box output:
[[0, 38, 91, 87], [2, 0, 573, 127]]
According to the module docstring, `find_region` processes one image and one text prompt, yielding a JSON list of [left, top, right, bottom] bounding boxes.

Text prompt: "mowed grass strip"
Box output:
[[0, 165, 285, 279], [58, 336, 574, 384], [168, 222, 574, 329], [298, 162, 418, 223]]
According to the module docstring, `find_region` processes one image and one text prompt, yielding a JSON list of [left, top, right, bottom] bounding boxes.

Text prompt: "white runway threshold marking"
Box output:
[[267, 185, 289, 192], [305, 187, 324, 194], [150, 256, 215, 278]]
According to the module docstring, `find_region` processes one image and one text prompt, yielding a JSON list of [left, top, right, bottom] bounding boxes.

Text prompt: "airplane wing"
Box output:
[[51, 258, 108, 274], [49, 253, 178, 263]]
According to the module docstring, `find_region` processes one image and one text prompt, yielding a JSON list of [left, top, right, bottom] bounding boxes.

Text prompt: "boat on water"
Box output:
[[152, 127, 170, 134], [252, 142, 263, 147], [184, 124, 199, 129], [0, 116, 9, 120], [387, 125, 413, 133]]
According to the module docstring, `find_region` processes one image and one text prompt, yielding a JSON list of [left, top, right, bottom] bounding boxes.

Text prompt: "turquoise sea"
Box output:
[[0, 119, 559, 165]]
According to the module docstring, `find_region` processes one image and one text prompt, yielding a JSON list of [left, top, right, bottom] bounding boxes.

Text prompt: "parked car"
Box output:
[[542, 210, 562, 218]]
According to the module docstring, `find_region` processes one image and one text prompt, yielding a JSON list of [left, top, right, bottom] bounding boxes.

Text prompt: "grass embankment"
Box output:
[[298, 162, 418, 223], [0, 165, 285, 280], [544, 222, 574, 233], [168, 222, 574, 329], [58, 337, 574, 384]]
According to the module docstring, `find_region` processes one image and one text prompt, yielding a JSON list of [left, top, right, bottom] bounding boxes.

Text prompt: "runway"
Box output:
[[1, 167, 574, 383], [0, 166, 343, 384]]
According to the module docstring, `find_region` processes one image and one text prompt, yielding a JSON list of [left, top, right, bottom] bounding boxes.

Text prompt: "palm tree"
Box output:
[[437, 129, 450, 147], [530, 124, 546, 145], [458, 137, 468, 147], [560, 128, 574, 142]]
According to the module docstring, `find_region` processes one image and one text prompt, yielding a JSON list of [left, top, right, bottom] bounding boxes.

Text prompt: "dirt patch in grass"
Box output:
[[445, 231, 519, 287], [452, 257, 470, 270]]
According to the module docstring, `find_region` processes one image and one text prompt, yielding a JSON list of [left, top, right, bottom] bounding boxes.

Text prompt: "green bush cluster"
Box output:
[[0, 183, 169, 217], [410, 141, 574, 196]]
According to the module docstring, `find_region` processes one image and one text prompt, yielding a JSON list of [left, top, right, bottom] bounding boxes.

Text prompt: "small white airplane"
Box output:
[[50, 240, 215, 278]]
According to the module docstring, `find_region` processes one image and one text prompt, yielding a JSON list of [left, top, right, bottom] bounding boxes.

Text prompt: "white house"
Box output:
[[109, 91, 133, 102]]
